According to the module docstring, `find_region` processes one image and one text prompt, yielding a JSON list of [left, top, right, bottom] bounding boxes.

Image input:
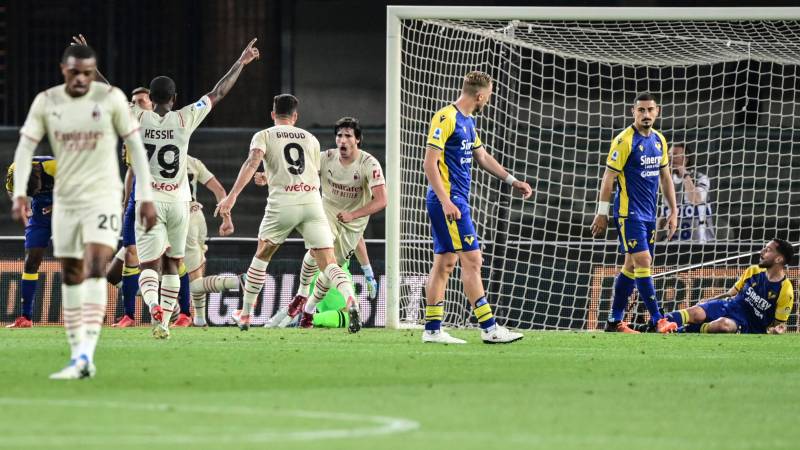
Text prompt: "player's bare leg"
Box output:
[[51, 244, 114, 380], [304, 247, 360, 333], [236, 239, 280, 331], [422, 253, 464, 343]]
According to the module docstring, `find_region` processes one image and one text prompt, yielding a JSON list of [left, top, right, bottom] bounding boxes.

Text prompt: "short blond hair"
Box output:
[[462, 71, 492, 96]]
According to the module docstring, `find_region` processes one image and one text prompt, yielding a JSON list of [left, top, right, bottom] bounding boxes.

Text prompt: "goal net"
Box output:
[[386, 8, 800, 330]]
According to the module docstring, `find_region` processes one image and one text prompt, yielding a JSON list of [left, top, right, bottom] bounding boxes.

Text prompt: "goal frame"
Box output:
[[384, 6, 800, 329]]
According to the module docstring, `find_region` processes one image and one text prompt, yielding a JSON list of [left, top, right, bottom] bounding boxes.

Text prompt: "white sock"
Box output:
[[138, 269, 160, 309], [191, 292, 206, 322], [242, 257, 268, 316], [324, 264, 356, 308], [61, 283, 84, 360], [361, 264, 374, 279], [78, 278, 106, 363], [160, 274, 180, 326], [189, 275, 239, 294], [297, 251, 318, 297], [304, 272, 329, 314]]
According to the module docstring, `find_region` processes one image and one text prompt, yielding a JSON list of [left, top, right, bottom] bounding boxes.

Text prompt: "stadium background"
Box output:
[[0, 0, 798, 328]]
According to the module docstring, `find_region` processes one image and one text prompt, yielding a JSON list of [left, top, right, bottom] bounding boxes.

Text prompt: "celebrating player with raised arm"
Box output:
[[133, 38, 258, 339], [11, 44, 156, 379], [661, 239, 794, 334], [215, 94, 362, 332], [590, 92, 678, 334], [422, 71, 532, 344]]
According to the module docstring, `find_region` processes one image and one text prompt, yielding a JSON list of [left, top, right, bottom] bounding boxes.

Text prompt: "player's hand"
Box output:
[[215, 195, 236, 217], [253, 172, 268, 186], [219, 216, 235, 236], [71, 34, 89, 46], [239, 38, 260, 65], [11, 197, 30, 227], [442, 199, 461, 222], [767, 323, 787, 335], [590, 214, 608, 238], [337, 211, 355, 223], [512, 180, 533, 199], [138, 201, 157, 232], [666, 212, 678, 240]]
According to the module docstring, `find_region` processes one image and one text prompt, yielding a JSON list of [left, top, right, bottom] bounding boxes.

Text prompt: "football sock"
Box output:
[[323, 264, 356, 308], [313, 309, 349, 328], [20, 272, 38, 320], [189, 275, 239, 293], [62, 283, 84, 360], [610, 269, 636, 322], [79, 278, 106, 363], [242, 257, 268, 316], [178, 264, 191, 315], [305, 272, 329, 315], [192, 292, 207, 323], [473, 297, 497, 332], [159, 274, 181, 326], [664, 309, 689, 328], [424, 301, 444, 332], [634, 268, 663, 322], [138, 269, 160, 310], [297, 251, 318, 297], [121, 265, 140, 318]]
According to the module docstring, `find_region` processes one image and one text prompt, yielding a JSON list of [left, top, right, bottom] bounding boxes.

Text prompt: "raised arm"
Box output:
[[473, 146, 532, 198], [71, 34, 110, 84], [660, 166, 678, 240], [214, 148, 264, 218], [206, 38, 260, 105]]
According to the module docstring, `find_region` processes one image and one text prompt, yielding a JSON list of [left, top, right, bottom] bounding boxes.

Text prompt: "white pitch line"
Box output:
[[0, 397, 420, 446]]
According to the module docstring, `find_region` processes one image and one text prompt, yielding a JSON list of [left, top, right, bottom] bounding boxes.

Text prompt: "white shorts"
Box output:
[[258, 201, 334, 249], [52, 203, 122, 259], [135, 201, 189, 263], [325, 210, 366, 264], [184, 205, 208, 272]]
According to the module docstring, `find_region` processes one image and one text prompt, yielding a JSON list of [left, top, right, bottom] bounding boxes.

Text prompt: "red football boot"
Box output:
[[112, 315, 135, 328], [173, 313, 192, 327], [287, 295, 308, 318], [299, 312, 314, 328], [5, 316, 33, 328]]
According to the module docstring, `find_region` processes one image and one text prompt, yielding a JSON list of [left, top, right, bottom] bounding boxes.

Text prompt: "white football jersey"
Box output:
[[19, 82, 141, 207], [133, 96, 212, 202], [249, 125, 322, 206], [186, 155, 214, 205], [321, 148, 385, 230]]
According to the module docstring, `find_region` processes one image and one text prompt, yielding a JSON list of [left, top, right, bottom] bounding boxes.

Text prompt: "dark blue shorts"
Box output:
[[24, 220, 51, 249], [427, 198, 480, 254], [614, 218, 656, 257], [699, 300, 758, 334], [122, 198, 136, 247]]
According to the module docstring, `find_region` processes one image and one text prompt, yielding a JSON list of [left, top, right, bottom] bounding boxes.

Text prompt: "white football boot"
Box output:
[[422, 330, 467, 344], [264, 307, 289, 328], [481, 325, 524, 344], [152, 323, 171, 340], [49, 355, 94, 380]]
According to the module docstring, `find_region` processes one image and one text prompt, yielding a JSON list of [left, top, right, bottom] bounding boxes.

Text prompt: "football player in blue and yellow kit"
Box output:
[[422, 71, 532, 344], [591, 92, 679, 334], [661, 239, 795, 334], [5, 156, 56, 328]]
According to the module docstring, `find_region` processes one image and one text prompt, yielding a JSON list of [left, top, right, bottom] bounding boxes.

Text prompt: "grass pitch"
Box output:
[[0, 327, 797, 450]]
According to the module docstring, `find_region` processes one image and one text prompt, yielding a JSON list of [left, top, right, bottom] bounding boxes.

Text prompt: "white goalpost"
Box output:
[[385, 7, 800, 330]]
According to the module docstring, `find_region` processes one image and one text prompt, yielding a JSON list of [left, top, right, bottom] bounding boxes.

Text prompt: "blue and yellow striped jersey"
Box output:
[[730, 265, 794, 328], [425, 105, 483, 202], [606, 126, 669, 221]]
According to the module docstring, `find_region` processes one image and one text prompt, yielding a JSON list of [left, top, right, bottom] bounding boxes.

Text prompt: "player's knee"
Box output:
[[631, 253, 652, 269], [686, 306, 706, 324], [62, 263, 84, 285]]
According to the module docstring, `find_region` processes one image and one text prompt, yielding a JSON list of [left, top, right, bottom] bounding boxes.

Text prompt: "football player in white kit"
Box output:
[[134, 39, 259, 339], [215, 94, 362, 332], [11, 44, 156, 379], [275, 117, 386, 327]]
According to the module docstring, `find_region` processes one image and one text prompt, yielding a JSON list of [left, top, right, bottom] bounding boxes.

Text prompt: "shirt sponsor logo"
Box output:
[[640, 155, 661, 166], [54, 130, 103, 151], [151, 181, 180, 191], [284, 182, 318, 193]]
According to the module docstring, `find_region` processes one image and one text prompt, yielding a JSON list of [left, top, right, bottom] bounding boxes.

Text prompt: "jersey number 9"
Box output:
[[283, 143, 305, 175]]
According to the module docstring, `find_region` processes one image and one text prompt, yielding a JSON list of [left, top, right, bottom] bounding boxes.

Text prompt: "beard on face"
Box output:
[[758, 259, 773, 269]]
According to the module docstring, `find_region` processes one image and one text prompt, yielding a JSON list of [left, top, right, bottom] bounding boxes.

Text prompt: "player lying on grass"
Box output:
[[660, 239, 794, 334]]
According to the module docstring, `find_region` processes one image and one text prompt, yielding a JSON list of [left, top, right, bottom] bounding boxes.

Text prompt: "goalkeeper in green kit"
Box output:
[[261, 117, 386, 329]]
